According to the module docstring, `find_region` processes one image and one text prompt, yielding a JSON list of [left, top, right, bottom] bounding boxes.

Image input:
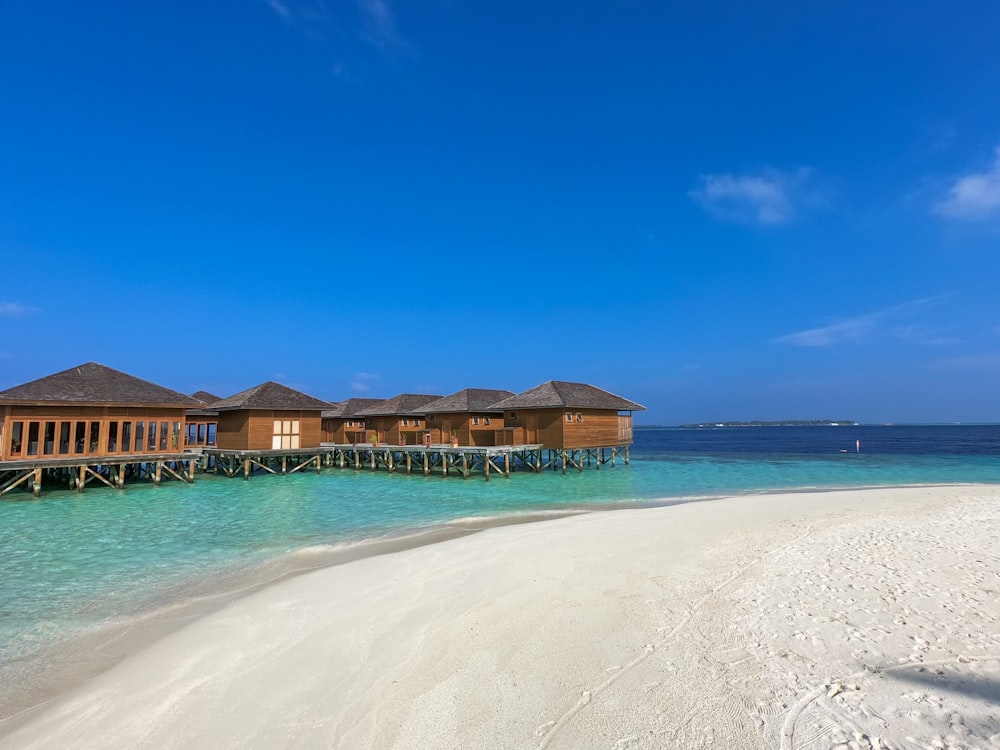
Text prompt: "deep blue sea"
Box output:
[[2, 424, 999, 677]]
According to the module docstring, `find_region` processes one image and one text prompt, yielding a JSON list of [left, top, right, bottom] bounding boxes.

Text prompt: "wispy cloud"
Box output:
[[350, 371, 380, 394], [266, 0, 293, 23], [690, 167, 819, 225], [773, 296, 947, 347], [0, 301, 39, 318], [359, 0, 409, 53], [934, 144, 1000, 220]]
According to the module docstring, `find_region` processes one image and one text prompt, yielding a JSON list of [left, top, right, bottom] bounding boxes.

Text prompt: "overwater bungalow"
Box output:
[[211, 382, 332, 451], [0, 362, 201, 462], [489, 381, 645, 449], [184, 391, 220, 448], [321, 398, 383, 444], [420, 388, 514, 446], [356, 394, 442, 446]]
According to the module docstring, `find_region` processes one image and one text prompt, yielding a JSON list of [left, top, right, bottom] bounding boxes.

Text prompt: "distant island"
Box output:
[[641, 420, 860, 428]]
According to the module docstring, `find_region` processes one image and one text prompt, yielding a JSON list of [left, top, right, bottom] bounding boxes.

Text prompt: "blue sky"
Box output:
[[2, 2, 999, 424]]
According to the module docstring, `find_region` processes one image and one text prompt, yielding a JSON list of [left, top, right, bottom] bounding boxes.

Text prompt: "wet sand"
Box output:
[[2, 485, 999, 749]]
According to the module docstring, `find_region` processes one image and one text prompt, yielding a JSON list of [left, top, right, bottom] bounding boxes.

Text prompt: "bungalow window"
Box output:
[[566, 412, 573, 422], [484, 416, 491, 425], [133, 422, 145, 452], [273, 419, 300, 450], [472, 417, 480, 426], [9, 421, 23, 455], [401, 419, 409, 427], [58, 422, 71, 455], [43, 421, 56, 455], [576, 413, 583, 422], [74, 422, 87, 454]]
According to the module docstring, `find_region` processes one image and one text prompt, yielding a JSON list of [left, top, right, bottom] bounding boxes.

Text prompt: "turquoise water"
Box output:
[[2, 426, 1000, 672]]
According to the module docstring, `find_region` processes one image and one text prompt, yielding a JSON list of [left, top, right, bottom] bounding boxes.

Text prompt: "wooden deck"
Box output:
[[0, 452, 199, 498]]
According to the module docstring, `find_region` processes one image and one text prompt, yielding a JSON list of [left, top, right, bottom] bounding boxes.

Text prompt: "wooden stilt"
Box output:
[[32, 467, 42, 497]]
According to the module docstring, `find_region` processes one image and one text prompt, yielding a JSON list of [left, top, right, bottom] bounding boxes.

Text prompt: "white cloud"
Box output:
[[350, 371, 380, 393], [773, 296, 946, 348], [690, 167, 816, 225], [934, 145, 1000, 220], [0, 301, 39, 318]]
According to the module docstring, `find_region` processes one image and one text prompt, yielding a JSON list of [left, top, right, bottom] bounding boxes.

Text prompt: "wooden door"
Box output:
[[526, 414, 538, 443]]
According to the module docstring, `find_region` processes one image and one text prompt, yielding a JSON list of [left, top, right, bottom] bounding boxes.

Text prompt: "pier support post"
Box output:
[[32, 467, 42, 497], [154, 461, 162, 487], [243, 459, 251, 480]]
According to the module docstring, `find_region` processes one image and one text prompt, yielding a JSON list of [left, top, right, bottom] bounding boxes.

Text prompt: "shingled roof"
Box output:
[[211, 381, 332, 412], [488, 381, 646, 411], [420, 388, 515, 414], [190, 390, 223, 405], [321, 398, 384, 419], [0, 362, 200, 406], [356, 393, 443, 417]]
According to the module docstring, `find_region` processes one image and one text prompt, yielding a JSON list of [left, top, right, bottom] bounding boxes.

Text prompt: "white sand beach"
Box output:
[[2, 485, 999, 749]]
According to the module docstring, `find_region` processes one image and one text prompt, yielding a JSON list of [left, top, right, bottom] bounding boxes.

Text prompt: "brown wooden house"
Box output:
[[420, 388, 514, 446], [184, 391, 221, 448], [356, 394, 442, 446], [0, 362, 201, 462], [489, 381, 645, 449], [320, 398, 383, 444], [211, 382, 331, 451]]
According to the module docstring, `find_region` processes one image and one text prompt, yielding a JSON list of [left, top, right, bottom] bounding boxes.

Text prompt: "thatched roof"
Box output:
[[420, 388, 515, 414], [211, 381, 332, 412], [357, 394, 442, 417], [0, 362, 200, 406], [190, 390, 223, 405], [488, 381, 645, 411], [321, 398, 383, 419]]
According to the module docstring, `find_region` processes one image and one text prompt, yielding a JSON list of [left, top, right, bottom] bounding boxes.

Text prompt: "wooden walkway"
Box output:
[[1, 443, 633, 498], [201, 443, 632, 481]]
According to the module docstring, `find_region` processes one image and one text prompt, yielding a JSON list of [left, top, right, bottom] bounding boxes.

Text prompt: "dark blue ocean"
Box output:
[[1, 424, 999, 674]]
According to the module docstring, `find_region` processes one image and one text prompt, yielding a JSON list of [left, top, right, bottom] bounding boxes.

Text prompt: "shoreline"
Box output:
[[0, 480, 956, 725], [3, 483, 999, 747]]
